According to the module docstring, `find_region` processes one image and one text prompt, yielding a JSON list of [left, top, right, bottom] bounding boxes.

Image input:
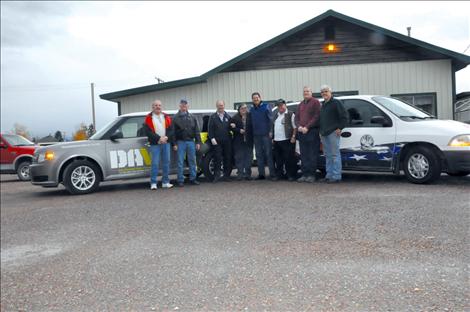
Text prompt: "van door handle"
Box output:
[[341, 131, 352, 138]]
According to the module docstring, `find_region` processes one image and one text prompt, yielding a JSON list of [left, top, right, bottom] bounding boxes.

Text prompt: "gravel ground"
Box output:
[[1, 172, 469, 311]]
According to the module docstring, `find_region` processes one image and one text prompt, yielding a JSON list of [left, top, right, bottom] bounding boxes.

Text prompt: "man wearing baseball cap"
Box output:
[[172, 99, 201, 187], [272, 99, 297, 181]]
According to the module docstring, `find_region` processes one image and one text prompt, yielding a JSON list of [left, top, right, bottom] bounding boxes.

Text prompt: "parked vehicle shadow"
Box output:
[[0, 175, 23, 183]]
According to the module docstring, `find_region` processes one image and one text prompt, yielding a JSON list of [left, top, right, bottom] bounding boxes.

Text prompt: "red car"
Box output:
[[0, 134, 37, 181]]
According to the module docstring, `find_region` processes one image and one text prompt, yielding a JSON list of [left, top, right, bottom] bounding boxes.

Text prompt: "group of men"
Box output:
[[143, 85, 347, 190]]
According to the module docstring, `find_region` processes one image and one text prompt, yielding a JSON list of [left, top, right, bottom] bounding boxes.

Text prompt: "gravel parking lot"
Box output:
[[1, 172, 469, 311]]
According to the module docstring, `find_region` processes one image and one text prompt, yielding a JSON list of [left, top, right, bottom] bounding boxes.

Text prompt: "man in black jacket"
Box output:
[[172, 99, 201, 187], [319, 85, 348, 183], [208, 100, 232, 182]]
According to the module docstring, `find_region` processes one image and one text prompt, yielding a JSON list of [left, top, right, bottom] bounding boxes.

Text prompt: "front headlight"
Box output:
[[37, 150, 55, 162], [448, 134, 470, 147]]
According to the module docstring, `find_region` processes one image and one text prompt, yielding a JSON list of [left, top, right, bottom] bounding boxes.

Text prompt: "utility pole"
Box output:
[[90, 82, 96, 131]]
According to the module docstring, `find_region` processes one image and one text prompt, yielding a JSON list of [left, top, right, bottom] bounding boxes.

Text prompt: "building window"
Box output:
[[391, 93, 437, 116]]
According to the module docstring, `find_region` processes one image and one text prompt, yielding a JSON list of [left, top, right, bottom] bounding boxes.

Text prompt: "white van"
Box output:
[[283, 95, 470, 183]]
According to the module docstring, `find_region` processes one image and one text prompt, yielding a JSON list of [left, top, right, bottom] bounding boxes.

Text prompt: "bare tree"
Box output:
[[12, 123, 31, 140]]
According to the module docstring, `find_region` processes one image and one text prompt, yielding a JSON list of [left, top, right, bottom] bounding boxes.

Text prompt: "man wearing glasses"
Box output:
[[319, 85, 348, 183]]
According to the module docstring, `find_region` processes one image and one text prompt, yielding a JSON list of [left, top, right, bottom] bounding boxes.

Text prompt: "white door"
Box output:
[[340, 99, 397, 171]]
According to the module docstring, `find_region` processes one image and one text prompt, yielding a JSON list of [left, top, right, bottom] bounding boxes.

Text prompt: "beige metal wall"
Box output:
[[118, 59, 453, 119]]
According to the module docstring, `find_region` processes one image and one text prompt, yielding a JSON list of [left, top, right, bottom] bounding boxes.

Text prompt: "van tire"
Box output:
[[63, 160, 101, 195], [201, 152, 216, 181], [201, 151, 232, 181], [403, 146, 441, 184]]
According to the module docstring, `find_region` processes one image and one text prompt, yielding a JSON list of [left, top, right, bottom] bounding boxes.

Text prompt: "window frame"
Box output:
[[390, 92, 437, 117], [342, 99, 393, 128]]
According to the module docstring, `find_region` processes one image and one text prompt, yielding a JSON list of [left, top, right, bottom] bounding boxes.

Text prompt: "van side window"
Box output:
[[342, 99, 390, 127], [116, 117, 146, 138]]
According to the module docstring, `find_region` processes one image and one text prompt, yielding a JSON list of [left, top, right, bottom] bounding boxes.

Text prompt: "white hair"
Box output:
[[303, 86, 312, 92], [320, 85, 332, 92]]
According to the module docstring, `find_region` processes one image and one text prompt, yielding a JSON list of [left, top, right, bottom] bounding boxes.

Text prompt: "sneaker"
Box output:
[[297, 176, 307, 183], [305, 176, 316, 183], [162, 183, 173, 189], [150, 183, 157, 190], [176, 182, 185, 187], [189, 180, 200, 185]]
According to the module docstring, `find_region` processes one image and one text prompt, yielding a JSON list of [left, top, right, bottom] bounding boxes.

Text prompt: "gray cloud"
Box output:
[[0, 1, 73, 48]]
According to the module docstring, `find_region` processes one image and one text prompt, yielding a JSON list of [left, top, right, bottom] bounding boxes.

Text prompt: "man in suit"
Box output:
[[208, 100, 233, 182]]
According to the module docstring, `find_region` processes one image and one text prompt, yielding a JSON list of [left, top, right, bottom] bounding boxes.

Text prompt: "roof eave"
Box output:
[[100, 76, 206, 100]]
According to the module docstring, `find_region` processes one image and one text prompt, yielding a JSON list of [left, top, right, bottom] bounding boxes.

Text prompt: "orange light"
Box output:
[[328, 44, 335, 51], [45, 151, 55, 161]]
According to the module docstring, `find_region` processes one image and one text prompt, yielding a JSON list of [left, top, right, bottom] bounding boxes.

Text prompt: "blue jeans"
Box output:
[[321, 132, 342, 181], [150, 143, 170, 184], [253, 135, 274, 177], [177, 140, 197, 183]]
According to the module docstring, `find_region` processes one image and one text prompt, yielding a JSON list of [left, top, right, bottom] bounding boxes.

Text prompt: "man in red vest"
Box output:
[[142, 100, 174, 190]]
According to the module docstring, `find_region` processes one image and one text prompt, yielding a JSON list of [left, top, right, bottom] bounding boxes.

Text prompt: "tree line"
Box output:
[[10, 122, 96, 143]]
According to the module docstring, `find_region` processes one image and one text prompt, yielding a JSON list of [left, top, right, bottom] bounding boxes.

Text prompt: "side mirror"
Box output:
[[371, 116, 392, 127], [110, 131, 123, 142]]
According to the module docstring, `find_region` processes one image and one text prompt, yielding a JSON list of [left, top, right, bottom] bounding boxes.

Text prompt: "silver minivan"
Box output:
[[30, 109, 236, 194]]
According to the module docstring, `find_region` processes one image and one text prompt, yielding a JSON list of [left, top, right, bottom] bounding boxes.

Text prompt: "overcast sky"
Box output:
[[1, 1, 469, 138]]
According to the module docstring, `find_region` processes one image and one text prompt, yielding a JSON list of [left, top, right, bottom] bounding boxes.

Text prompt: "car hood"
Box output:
[[422, 120, 470, 135], [35, 140, 103, 153]]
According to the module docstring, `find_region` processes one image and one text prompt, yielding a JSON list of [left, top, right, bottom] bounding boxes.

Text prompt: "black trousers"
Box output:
[[298, 128, 320, 177], [273, 139, 297, 179], [213, 140, 232, 177]]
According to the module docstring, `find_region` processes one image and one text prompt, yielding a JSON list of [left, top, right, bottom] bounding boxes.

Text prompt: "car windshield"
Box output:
[[2, 134, 35, 146], [372, 96, 434, 120], [89, 118, 121, 140]]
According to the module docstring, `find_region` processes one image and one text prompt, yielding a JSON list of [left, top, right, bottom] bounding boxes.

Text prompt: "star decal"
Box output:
[[349, 154, 367, 161]]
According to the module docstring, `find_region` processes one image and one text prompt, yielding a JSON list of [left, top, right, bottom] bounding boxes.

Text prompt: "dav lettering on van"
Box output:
[[109, 148, 152, 169]]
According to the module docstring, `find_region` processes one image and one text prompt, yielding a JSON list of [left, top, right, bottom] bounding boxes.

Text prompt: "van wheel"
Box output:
[[17, 160, 31, 181], [201, 152, 216, 181], [63, 160, 101, 195], [403, 146, 441, 184]]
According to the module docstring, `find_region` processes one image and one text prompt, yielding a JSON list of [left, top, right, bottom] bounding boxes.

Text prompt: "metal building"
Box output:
[[100, 10, 470, 120]]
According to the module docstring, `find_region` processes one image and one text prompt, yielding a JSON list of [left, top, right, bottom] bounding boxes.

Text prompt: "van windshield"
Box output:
[[89, 118, 120, 140], [372, 96, 434, 120]]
